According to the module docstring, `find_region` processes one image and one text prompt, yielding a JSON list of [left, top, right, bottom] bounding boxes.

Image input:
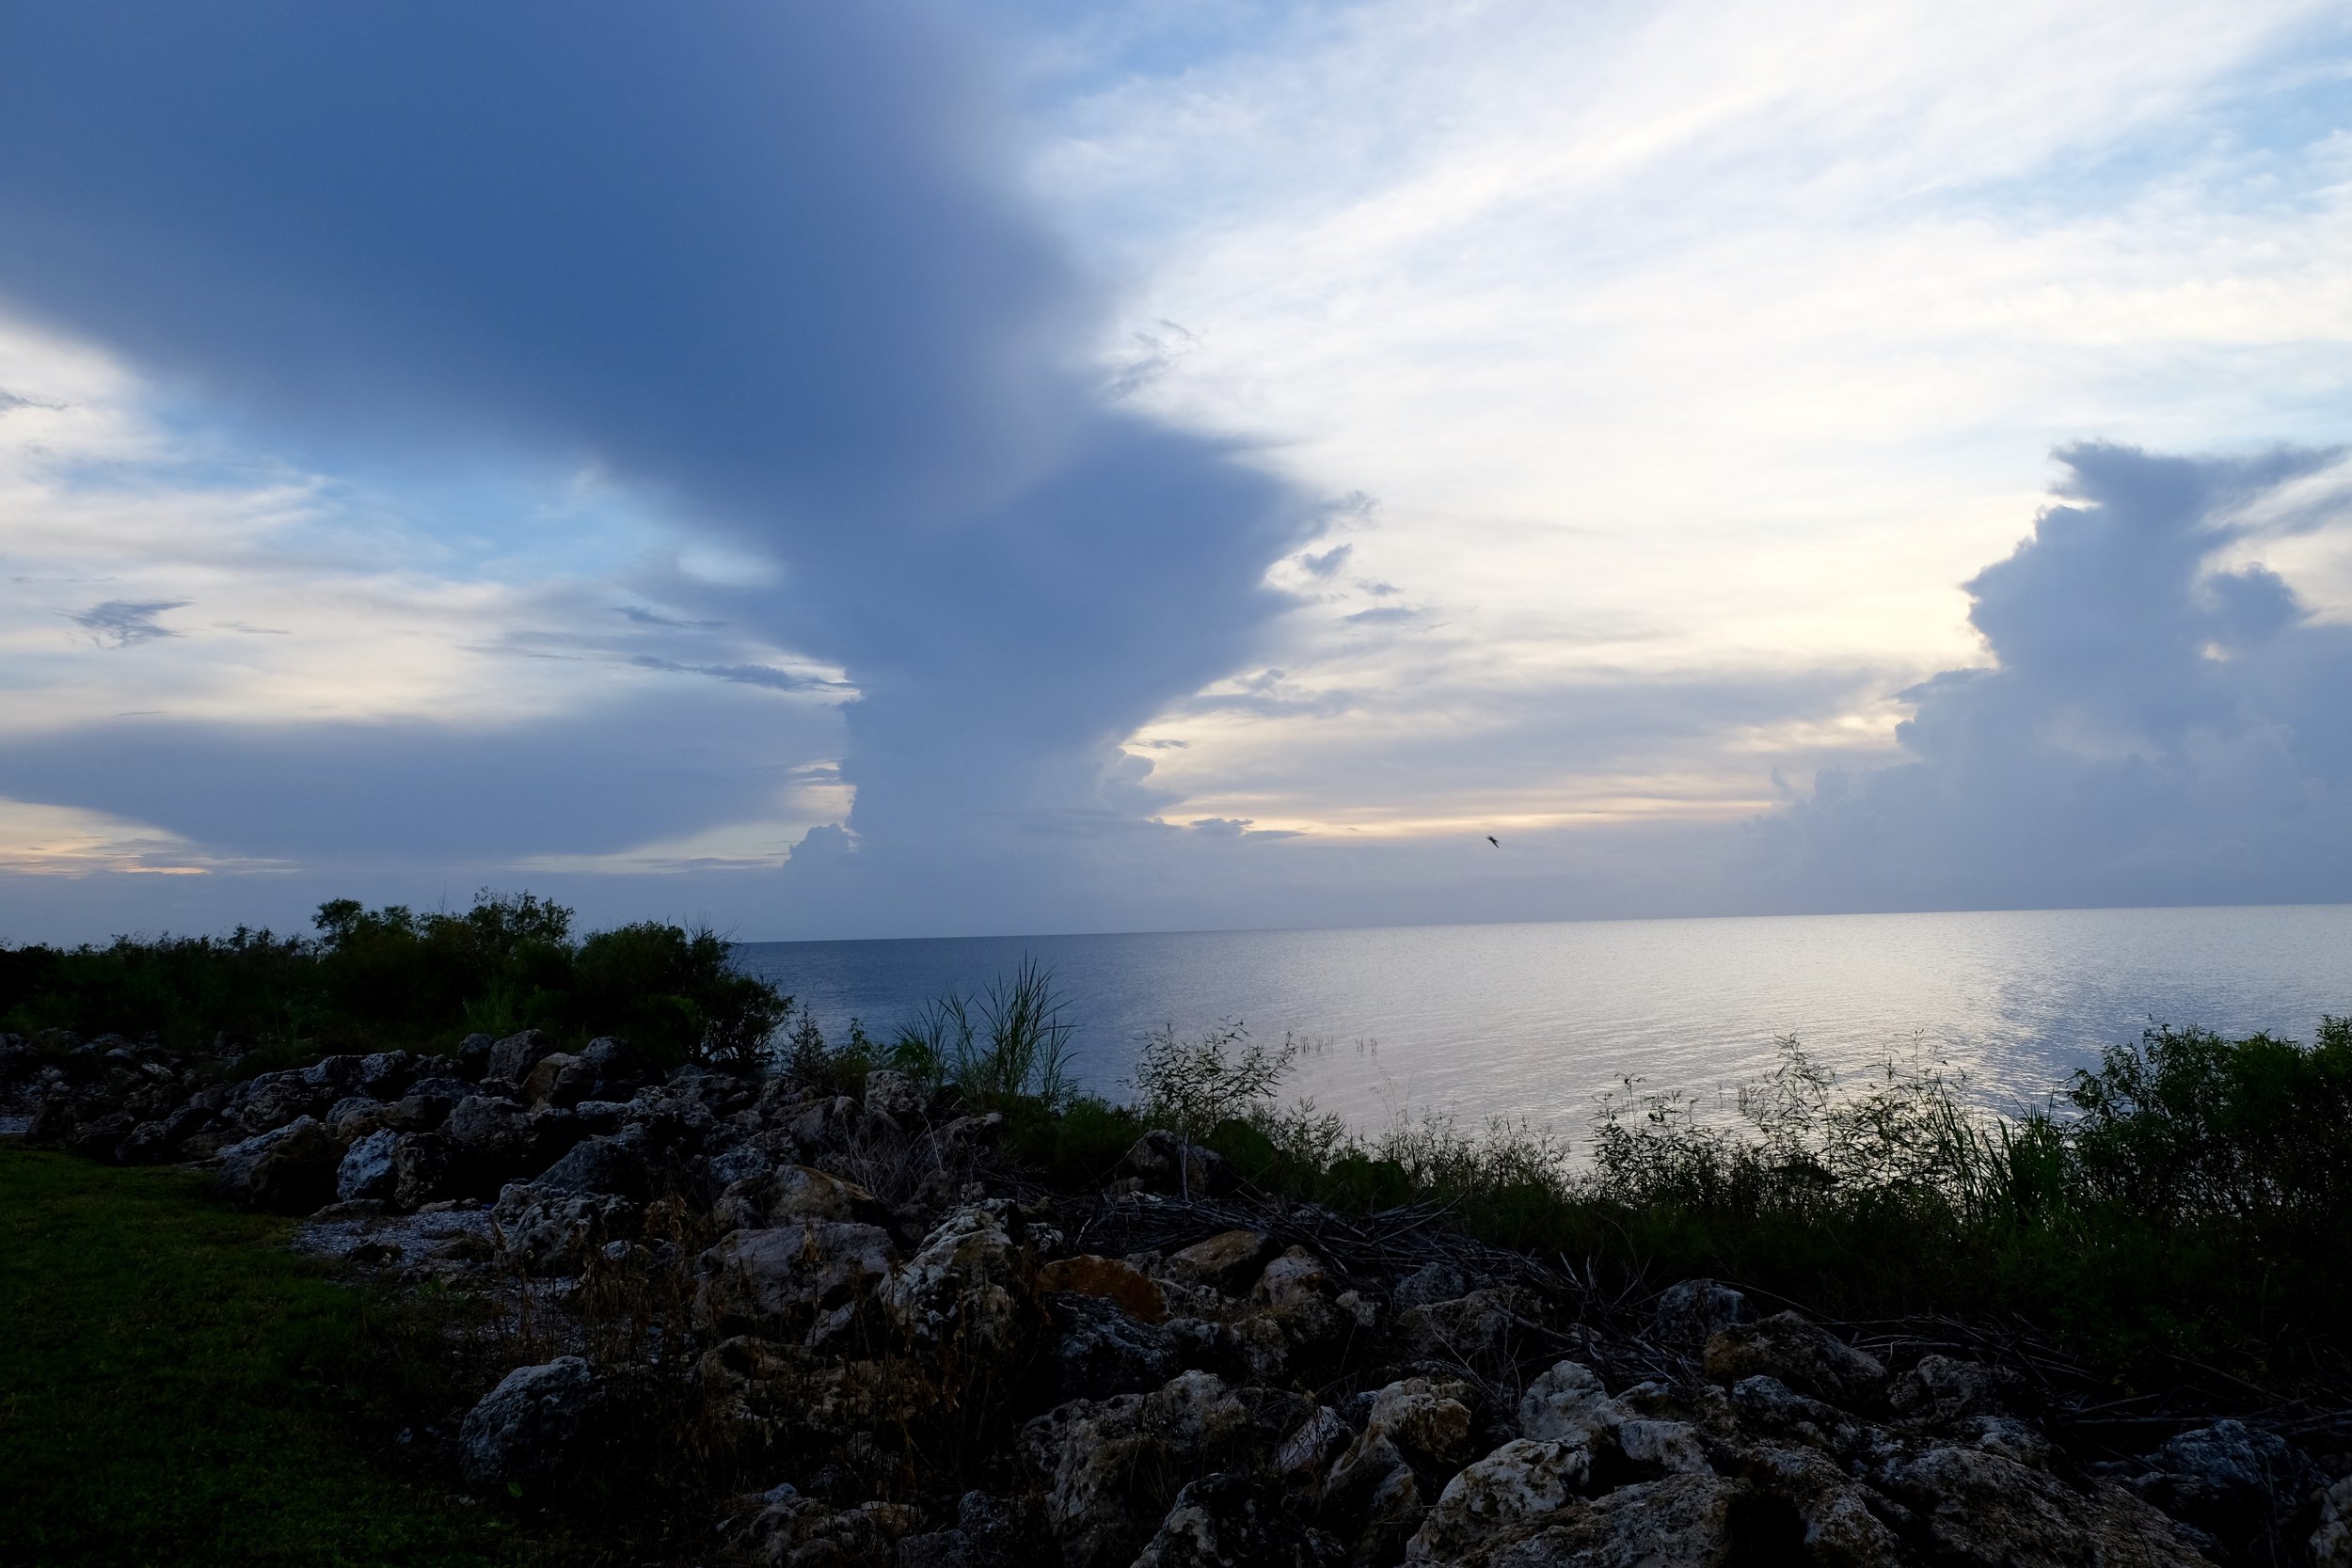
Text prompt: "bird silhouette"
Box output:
[[1486, 835, 1500, 847]]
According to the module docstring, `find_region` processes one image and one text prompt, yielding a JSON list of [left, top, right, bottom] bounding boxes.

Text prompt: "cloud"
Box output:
[[1756, 443, 2352, 910], [67, 598, 185, 647], [1299, 543, 1353, 578], [0, 679, 841, 863], [0, 3, 1315, 923]]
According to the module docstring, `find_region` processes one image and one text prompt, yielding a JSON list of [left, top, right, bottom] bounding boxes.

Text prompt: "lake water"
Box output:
[[732, 905, 2351, 1136]]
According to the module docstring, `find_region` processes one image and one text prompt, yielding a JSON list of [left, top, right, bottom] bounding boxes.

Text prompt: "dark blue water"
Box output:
[[732, 905, 2352, 1132]]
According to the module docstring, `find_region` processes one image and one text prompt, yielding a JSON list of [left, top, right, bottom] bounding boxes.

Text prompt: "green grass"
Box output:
[[0, 1148, 528, 1568]]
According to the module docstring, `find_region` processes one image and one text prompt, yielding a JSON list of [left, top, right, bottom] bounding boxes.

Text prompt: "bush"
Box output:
[[0, 890, 790, 1073]]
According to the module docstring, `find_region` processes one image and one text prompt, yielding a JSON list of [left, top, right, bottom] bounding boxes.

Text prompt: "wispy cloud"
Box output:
[[67, 598, 185, 647]]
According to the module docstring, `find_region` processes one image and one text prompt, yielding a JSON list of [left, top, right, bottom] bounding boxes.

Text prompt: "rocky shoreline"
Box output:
[[6, 1027, 2347, 1568]]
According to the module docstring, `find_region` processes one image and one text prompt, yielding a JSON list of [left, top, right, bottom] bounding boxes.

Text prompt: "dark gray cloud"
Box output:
[[0, 3, 1313, 911], [0, 681, 836, 862], [67, 599, 185, 647], [1755, 443, 2352, 910]]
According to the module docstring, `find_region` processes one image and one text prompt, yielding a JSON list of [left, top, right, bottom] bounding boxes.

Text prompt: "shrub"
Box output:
[[0, 890, 790, 1073]]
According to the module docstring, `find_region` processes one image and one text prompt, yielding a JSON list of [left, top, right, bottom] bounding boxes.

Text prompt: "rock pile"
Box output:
[[5, 1029, 2345, 1568]]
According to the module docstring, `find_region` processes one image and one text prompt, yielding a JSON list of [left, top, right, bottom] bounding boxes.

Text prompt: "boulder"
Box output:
[[864, 1069, 927, 1121], [1654, 1278, 1756, 1349], [1130, 1472, 1349, 1567], [1703, 1312, 1887, 1406], [452, 1033, 497, 1080], [697, 1337, 922, 1453], [1045, 1292, 1179, 1402], [1394, 1261, 1470, 1309], [1518, 1360, 1610, 1443], [1448, 1469, 1742, 1568], [1125, 1130, 1237, 1197], [1325, 1377, 1480, 1560], [695, 1222, 899, 1344], [518, 1052, 584, 1108], [391, 1132, 459, 1209], [1889, 1354, 2010, 1425], [491, 1182, 641, 1274], [533, 1132, 654, 1199], [1407, 1439, 1594, 1564], [2133, 1419, 2322, 1551], [485, 1029, 557, 1088], [1882, 1446, 2207, 1568], [576, 1036, 651, 1100], [2313, 1476, 2352, 1568], [716, 1165, 893, 1232], [1040, 1254, 1167, 1323], [749, 1496, 918, 1568], [1395, 1288, 1528, 1370], [336, 1128, 403, 1203], [882, 1203, 1028, 1357], [1022, 1371, 1311, 1568], [456, 1356, 605, 1488], [234, 1071, 334, 1136], [214, 1116, 342, 1212], [355, 1050, 418, 1099], [1165, 1229, 1278, 1294]]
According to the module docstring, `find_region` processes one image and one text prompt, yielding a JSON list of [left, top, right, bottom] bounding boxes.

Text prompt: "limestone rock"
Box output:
[[336, 1128, 402, 1203], [1654, 1279, 1756, 1349], [491, 1181, 641, 1274], [1022, 1370, 1311, 1568], [716, 1164, 893, 1233], [1396, 1288, 1528, 1370], [1519, 1360, 1610, 1443], [1883, 1446, 2207, 1568], [390, 1131, 457, 1210], [457, 1356, 605, 1488], [485, 1029, 558, 1088], [214, 1116, 342, 1212], [533, 1131, 654, 1199], [1038, 1254, 1167, 1323], [695, 1221, 898, 1344], [1408, 1439, 1594, 1564], [1126, 1130, 1238, 1197], [1046, 1291, 1179, 1402], [1704, 1312, 1888, 1406], [518, 1052, 584, 1107], [864, 1069, 927, 1120], [1165, 1228, 1277, 1294], [2133, 1419, 2320, 1554], [2312, 1475, 2352, 1568], [1130, 1472, 1349, 1567], [882, 1203, 1027, 1357], [1459, 1470, 1743, 1568]]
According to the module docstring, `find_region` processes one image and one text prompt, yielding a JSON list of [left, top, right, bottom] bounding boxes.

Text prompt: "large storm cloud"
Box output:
[[1757, 443, 2352, 910], [0, 2, 1314, 920]]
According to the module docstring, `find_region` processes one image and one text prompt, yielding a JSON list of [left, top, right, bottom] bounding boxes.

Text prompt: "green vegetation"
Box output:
[[0, 889, 788, 1072], [0, 1148, 523, 1568], [1055, 1014, 2352, 1396]]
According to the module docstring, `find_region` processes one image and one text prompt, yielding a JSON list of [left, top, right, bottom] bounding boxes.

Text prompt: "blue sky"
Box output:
[[1, 0, 2348, 942]]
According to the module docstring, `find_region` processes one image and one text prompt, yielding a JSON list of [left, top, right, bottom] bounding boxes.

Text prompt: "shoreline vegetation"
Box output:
[[5, 889, 2349, 1567]]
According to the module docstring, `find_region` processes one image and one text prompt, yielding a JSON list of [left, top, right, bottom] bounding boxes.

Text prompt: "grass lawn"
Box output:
[[0, 1147, 531, 1568]]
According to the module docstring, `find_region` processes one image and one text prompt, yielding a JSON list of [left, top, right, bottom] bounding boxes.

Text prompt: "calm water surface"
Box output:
[[733, 906, 2351, 1133]]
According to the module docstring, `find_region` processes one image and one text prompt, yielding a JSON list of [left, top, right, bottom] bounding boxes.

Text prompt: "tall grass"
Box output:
[[891, 958, 1076, 1106]]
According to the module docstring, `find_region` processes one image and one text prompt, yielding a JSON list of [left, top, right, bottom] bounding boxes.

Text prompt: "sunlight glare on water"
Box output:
[[732, 906, 2352, 1137]]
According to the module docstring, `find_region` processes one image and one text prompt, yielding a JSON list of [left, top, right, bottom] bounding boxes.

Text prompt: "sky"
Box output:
[[1, 0, 2348, 944]]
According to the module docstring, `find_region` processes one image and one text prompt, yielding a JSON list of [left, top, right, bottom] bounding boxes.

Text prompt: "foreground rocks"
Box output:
[[5, 1029, 2345, 1568]]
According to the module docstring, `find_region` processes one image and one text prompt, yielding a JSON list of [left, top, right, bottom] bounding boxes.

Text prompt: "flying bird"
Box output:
[[1486, 835, 1500, 847]]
